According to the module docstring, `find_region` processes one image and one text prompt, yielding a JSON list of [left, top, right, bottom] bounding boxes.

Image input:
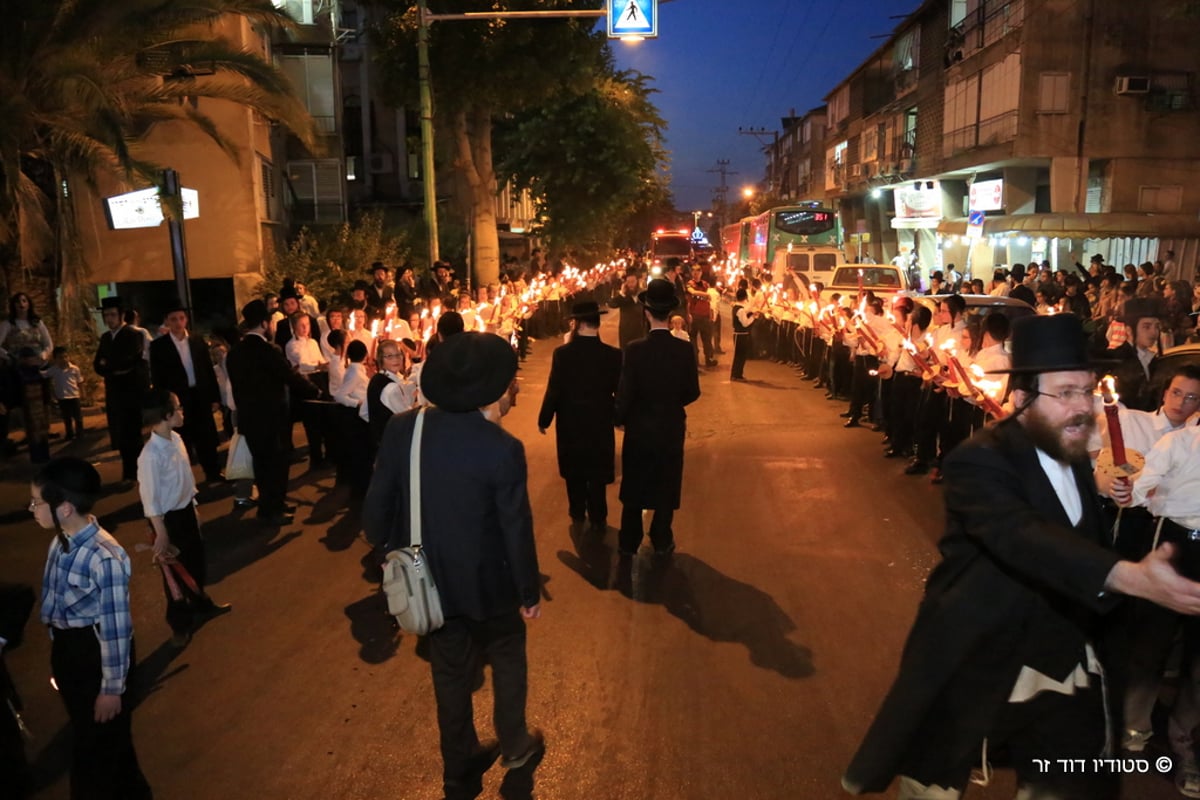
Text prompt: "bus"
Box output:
[[649, 229, 693, 273], [722, 203, 844, 286]]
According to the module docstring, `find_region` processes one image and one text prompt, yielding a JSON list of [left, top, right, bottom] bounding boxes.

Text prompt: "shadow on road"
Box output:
[[129, 640, 191, 711], [344, 592, 400, 664], [202, 523, 303, 586], [317, 503, 361, 553], [557, 527, 815, 680]]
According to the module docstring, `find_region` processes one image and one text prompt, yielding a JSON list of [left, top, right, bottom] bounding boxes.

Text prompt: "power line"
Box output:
[[739, 0, 797, 124]]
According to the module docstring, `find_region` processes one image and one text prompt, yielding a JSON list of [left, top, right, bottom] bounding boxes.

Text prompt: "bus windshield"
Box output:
[[652, 236, 692, 258], [774, 209, 837, 237]]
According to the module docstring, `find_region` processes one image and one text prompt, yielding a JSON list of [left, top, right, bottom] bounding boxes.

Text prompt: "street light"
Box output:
[[742, 187, 754, 199]]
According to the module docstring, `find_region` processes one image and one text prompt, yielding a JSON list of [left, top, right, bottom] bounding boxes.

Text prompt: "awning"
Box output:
[[937, 212, 1200, 239]]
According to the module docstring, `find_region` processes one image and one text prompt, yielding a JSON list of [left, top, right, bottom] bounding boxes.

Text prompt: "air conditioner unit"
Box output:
[[367, 152, 393, 174], [341, 44, 363, 61], [1115, 76, 1151, 95], [849, 163, 863, 178], [880, 161, 896, 177], [898, 158, 915, 173]]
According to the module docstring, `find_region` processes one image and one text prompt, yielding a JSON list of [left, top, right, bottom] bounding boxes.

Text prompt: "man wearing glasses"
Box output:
[[845, 315, 1200, 800]]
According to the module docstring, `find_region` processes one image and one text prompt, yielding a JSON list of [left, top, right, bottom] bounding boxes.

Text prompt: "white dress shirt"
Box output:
[[285, 335, 326, 373], [1131, 426, 1200, 529], [171, 333, 197, 387], [137, 430, 196, 517], [327, 354, 346, 398], [334, 362, 369, 420], [1036, 448, 1083, 526], [380, 375, 418, 414]]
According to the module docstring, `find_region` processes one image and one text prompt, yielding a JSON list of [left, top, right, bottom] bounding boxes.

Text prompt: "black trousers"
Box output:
[[808, 338, 827, 382], [160, 506, 211, 634], [847, 355, 879, 419], [913, 388, 947, 465], [691, 317, 715, 364], [50, 628, 152, 800], [831, 343, 853, 399], [107, 396, 143, 481], [730, 332, 751, 379], [565, 477, 607, 525], [177, 387, 221, 480], [619, 504, 674, 554], [59, 398, 84, 438], [429, 612, 533, 799], [243, 424, 291, 518], [0, 665, 29, 799], [889, 374, 923, 454]]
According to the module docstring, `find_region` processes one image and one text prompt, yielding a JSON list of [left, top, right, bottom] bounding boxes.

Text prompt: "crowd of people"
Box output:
[[5, 242, 1200, 799]]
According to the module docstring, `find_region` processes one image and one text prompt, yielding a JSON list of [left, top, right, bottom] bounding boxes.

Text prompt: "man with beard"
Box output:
[[844, 314, 1200, 800]]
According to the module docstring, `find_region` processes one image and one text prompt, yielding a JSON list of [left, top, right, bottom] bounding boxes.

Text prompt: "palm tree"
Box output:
[[0, 0, 317, 343]]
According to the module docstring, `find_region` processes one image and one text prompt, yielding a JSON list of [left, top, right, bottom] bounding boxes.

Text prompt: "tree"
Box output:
[[373, 0, 608, 284], [495, 66, 669, 260], [0, 0, 315, 346]]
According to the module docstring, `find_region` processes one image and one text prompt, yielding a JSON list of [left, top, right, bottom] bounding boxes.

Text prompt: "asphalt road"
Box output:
[[0, 316, 1182, 800]]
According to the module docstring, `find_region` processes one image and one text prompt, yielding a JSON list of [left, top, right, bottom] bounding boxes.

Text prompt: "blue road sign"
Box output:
[[968, 210, 985, 227], [608, 0, 657, 38]]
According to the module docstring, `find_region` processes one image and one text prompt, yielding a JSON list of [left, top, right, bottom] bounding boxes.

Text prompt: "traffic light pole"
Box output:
[[161, 168, 193, 314]]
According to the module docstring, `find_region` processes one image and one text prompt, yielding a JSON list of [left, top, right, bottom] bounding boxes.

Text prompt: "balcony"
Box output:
[[946, 0, 1024, 66], [942, 110, 1018, 157]]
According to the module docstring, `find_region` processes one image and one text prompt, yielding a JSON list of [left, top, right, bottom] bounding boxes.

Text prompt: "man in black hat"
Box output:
[[1008, 263, 1036, 307], [273, 287, 320, 351], [93, 296, 150, 483], [607, 272, 647, 351], [226, 300, 318, 526], [537, 301, 623, 531], [614, 278, 701, 556], [366, 262, 393, 321], [149, 301, 223, 482], [1107, 297, 1164, 412], [844, 313, 1200, 800], [363, 332, 544, 800]]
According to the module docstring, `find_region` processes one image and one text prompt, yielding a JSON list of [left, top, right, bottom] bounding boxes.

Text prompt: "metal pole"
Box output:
[[162, 168, 193, 313], [417, 0, 440, 266]]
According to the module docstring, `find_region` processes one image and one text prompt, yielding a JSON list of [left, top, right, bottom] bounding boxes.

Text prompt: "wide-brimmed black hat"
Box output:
[[241, 299, 270, 329], [370, 261, 390, 274], [637, 278, 679, 313], [1121, 297, 1165, 327], [163, 298, 188, 315], [568, 301, 608, 319], [99, 296, 123, 311], [987, 314, 1116, 375], [422, 331, 517, 413]]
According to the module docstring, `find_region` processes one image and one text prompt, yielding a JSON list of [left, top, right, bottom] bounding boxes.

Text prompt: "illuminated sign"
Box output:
[[892, 181, 942, 229], [104, 187, 199, 230], [969, 178, 1004, 212]]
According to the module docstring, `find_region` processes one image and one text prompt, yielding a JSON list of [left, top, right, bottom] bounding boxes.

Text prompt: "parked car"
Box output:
[[818, 265, 912, 305]]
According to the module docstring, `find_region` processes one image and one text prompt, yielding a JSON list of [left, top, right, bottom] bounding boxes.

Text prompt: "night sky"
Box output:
[[609, 0, 920, 212]]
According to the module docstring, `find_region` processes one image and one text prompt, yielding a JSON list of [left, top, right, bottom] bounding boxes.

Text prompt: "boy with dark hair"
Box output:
[[32, 457, 152, 799], [46, 346, 84, 440]]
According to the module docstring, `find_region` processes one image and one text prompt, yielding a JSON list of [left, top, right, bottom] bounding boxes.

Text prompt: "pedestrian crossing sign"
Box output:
[[608, 0, 657, 38]]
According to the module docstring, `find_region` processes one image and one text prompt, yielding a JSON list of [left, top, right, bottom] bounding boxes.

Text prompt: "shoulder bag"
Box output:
[[381, 407, 445, 634]]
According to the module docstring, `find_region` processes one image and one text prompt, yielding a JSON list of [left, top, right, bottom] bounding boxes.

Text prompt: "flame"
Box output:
[[1102, 374, 1119, 402]]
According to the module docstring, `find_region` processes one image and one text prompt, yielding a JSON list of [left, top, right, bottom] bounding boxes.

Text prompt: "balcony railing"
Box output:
[[946, 0, 1024, 65], [942, 110, 1018, 157]]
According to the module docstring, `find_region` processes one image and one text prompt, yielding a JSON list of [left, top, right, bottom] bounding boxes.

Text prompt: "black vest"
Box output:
[[367, 372, 396, 446], [732, 304, 750, 334]]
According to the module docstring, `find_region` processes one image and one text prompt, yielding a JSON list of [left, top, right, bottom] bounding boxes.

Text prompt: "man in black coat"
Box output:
[[365, 262, 394, 321], [363, 332, 544, 800], [273, 288, 320, 351], [149, 302, 223, 481], [844, 314, 1200, 800], [1106, 297, 1164, 413], [606, 272, 646, 350], [614, 279, 701, 556], [226, 300, 318, 526], [0, 582, 35, 798], [537, 301, 623, 531], [93, 296, 150, 482]]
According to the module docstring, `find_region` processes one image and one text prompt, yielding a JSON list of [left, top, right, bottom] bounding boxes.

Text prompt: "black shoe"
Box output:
[[234, 497, 257, 508], [843, 419, 861, 428], [170, 631, 192, 648], [904, 461, 929, 475], [467, 738, 502, 777], [501, 730, 545, 770], [257, 512, 295, 526], [839, 411, 854, 418], [196, 601, 233, 621], [883, 448, 911, 459], [653, 542, 676, 558]]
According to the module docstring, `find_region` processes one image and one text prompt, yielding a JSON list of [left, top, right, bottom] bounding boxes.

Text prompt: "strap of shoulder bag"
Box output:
[[409, 407, 426, 548]]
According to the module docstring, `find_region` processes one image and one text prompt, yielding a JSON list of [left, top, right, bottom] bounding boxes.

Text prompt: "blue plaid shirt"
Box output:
[[40, 519, 134, 695]]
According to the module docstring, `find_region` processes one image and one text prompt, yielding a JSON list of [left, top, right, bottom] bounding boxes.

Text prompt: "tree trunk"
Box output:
[[452, 107, 501, 287]]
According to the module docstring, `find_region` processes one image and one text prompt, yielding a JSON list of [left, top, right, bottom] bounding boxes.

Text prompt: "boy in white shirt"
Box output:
[[45, 346, 83, 439]]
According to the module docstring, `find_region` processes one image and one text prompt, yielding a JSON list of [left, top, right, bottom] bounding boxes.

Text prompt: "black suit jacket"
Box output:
[[615, 329, 700, 508], [1107, 343, 1158, 412], [538, 335, 623, 481], [149, 333, 220, 406], [365, 284, 393, 319], [226, 333, 316, 435], [93, 325, 149, 399], [844, 419, 1121, 793], [363, 408, 540, 620]]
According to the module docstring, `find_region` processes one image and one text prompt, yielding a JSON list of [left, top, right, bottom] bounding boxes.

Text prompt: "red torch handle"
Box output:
[[1104, 404, 1127, 466]]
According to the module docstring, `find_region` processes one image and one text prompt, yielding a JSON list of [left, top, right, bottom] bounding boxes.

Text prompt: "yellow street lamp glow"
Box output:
[[620, 35, 644, 43], [742, 187, 754, 198]]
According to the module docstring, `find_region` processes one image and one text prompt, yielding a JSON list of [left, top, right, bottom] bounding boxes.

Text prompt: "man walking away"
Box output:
[[615, 279, 701, 556], [364, 332, 544, 800], [538, 301, 623, 532]]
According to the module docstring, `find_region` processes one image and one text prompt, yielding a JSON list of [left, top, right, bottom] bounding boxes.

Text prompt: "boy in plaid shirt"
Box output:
[[33, 457, 151, 799]]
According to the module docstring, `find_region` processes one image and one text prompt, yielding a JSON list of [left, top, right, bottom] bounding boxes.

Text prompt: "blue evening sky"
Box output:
[[610, 0, 920, 212]]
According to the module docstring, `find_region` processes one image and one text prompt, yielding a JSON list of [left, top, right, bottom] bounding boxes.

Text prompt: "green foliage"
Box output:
[[496, 69, 671, 253], [263, 212, 415, 305]]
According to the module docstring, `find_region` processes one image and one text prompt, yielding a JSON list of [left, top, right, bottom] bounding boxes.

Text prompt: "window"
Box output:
[[1151, 73, 1193, 111], [277, 52, 337, 133], [288, 159, 345, 223], [943, 74, 980, 154], [893, 26, 921, 93], [862, 128, 878, 162], [828, 86, 850, 127], [258, 156, 279, 221], [1138, 185, 1183, 212], [1038, 72, 1071, 113]]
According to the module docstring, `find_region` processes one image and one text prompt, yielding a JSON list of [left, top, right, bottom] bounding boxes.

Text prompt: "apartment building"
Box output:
[[74, 0, 346, 321], [777, 0, 1200, 281], [773, 107, 829, 206]]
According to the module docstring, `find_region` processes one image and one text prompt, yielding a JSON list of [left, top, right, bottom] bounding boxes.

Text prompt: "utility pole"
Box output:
[[416, 0, 439, 266], [738, 126, 780, 196], [161, 168, 193, 314], [707, 159, 736, 229]]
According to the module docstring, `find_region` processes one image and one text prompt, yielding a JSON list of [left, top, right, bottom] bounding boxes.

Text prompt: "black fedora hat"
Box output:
[[99, 296, 123, 311], [568, 300, 608, 319], [1121, 297, 1165, 326], [637, 278, 679, 313], [163, 298, 188, 315], [422, 331, 518, 413], [988, 314, 1115, 375], [240, 299, 270, 329]]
